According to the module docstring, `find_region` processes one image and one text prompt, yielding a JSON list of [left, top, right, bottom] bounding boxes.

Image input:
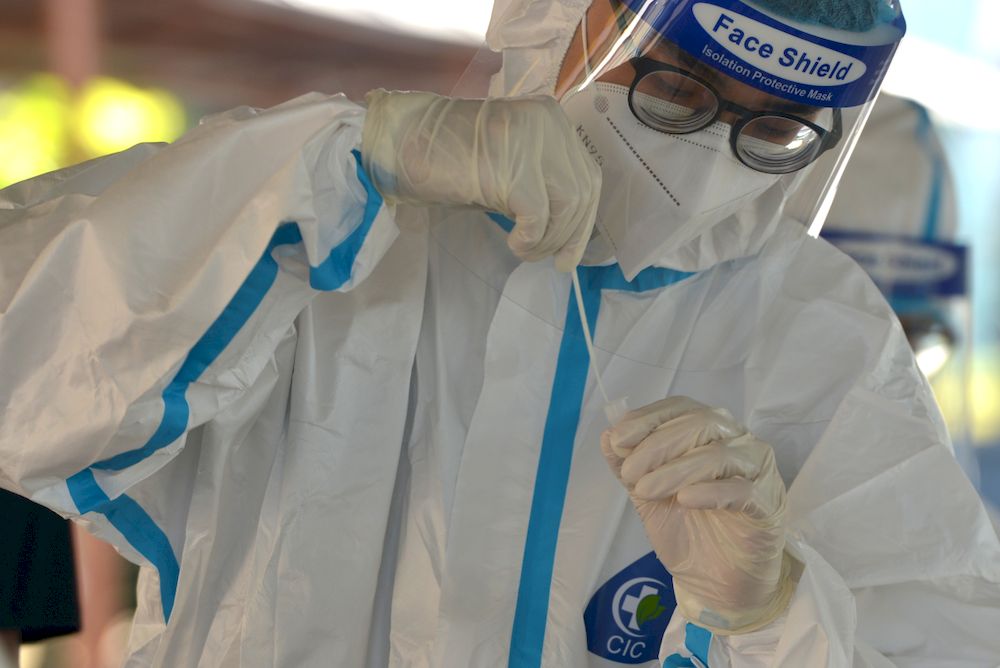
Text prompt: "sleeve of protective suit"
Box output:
[[0, 92, 398, 516], [657, 236, 1000, 666]]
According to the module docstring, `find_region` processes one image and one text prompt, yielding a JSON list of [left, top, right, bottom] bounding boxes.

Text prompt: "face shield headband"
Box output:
[[607, 0, 906, 111]]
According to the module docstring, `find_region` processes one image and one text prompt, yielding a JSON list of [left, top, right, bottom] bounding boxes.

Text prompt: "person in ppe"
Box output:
[[1, 2, 1000, 668], [426, 2, 1000, 666]]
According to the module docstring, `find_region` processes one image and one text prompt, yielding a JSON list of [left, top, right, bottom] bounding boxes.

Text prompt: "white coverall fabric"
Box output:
[[2, 91, 1000, 668]]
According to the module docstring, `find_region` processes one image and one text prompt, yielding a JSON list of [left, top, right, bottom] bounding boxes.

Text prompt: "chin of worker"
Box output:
[[3, 0, 1000, 666]]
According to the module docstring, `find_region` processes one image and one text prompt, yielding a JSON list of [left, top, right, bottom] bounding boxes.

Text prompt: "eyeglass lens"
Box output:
[[631, 67, 829, 173]]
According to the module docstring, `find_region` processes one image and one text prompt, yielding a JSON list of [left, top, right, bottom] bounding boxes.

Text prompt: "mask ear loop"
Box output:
[[581, 5, 593, 80]]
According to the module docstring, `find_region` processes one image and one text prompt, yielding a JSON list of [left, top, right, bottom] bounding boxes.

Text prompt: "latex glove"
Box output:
[[361, 90, 601, 271], [601, 396, 796, 635]]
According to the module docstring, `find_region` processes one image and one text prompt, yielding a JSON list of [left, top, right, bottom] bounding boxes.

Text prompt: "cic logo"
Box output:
[[613, 577, 669, 637], [583, 553, 676, 664]]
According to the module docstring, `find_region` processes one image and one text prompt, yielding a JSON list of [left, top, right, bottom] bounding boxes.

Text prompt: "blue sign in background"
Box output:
[[824, 230, 968, 299]]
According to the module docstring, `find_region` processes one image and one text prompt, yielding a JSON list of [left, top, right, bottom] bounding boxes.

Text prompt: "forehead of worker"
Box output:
[[635, 37, 820, 116]]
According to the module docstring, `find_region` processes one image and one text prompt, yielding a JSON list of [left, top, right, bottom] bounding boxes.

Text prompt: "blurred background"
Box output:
[[0, 0, 997, 666]]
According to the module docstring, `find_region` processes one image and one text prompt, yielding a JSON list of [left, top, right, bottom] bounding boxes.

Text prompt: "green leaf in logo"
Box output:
[[635, 594, 667, 627]]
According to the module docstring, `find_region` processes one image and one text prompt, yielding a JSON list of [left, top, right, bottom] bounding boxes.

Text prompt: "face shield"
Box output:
[[484, 0, 905, 278]]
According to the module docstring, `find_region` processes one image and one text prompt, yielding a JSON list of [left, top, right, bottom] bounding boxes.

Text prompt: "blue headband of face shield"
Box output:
[[613, 0, 905, 108]]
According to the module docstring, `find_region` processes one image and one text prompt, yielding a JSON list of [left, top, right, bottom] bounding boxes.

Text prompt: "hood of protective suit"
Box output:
[[486, 0, 795, 274], [792, 93, 957, 241]]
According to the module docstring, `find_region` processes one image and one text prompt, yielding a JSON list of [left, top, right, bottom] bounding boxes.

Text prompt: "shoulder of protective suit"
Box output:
[[743, 218, 928, 434], [757, 218, 897, 322], [0, 142, 164, 215], [194, 92, 363, 131]]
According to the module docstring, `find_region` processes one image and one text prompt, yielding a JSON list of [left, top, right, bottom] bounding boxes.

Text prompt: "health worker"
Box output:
[[1, 0, 999, 666]]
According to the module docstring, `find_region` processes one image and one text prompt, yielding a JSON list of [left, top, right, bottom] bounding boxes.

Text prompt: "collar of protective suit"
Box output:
[[488, 0, 792, 275]]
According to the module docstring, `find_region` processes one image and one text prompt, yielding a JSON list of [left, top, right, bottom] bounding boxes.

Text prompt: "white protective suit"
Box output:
[[2, 2, 1000, 668], [801, 93, 980, 484]]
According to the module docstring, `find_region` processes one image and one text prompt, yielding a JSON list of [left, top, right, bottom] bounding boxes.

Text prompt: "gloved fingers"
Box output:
[[541, 191, 589, 268], [534, 95, 602, 271], [508, 216, 549, 260], [608, 397, 745, 459], [606, 396, 707, 457], [600, 429, 626, 482], [552, 219, 594, 272], [618, 411, 737, 485], [632, 439, 772, 501], [521, 143, 600, 268], [552, 161, 601, 272], [506, 177, 553, 261], [675, 478, 754, 511], [506, 203, 583, 267], [549, 127, 602, 270], [528, 182, 586, 262], [676, 446, 785, 520], [501, 96, 596, 266]]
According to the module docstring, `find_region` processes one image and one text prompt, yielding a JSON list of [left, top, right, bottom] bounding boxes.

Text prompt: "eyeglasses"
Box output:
[[626, 57, 843, 174]]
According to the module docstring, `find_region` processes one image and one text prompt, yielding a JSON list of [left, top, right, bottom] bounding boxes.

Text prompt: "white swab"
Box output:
[[571, 269, 629, 424]]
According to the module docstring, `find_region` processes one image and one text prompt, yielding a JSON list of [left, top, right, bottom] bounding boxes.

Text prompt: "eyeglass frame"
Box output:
[[626, 56, 844, 173]]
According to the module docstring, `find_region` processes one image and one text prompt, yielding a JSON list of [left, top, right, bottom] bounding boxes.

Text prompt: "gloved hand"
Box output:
[[361, 90, 601, 271], [601, 396, 796, 635]]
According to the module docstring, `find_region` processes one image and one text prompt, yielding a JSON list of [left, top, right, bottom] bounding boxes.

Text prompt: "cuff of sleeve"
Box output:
[[675, 550, 799, 637], [663, 535, 862, 666], [360, 89, 444, 205]]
